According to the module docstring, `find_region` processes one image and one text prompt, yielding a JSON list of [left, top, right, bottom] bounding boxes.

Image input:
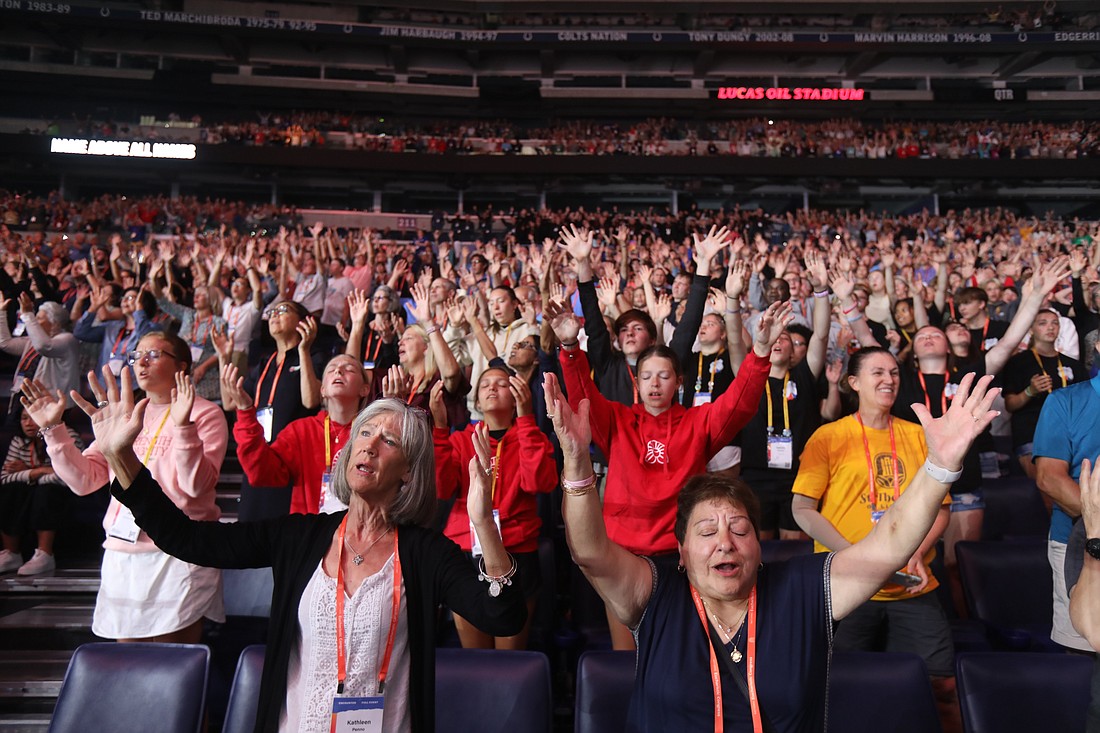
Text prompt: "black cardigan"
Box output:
[[111, 467, 526, 733]]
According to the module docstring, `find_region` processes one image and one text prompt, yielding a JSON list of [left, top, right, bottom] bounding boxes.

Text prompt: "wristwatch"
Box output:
[[923, 459, 963, 484], [1086, 538, 1100, 561]]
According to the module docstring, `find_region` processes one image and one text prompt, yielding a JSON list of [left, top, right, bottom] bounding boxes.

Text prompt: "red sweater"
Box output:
[[560, 347, 770, 554], [433, 415, 557, 553], [234, 408, 351, 515]]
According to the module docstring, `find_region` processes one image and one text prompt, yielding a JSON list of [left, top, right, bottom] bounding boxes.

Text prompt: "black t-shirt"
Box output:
[[680, 349, 736, 408], [894, 359, 987, 494], [1001, 349, 1084, 448], [245, 347, 325, 441], [968, 318, 1009, 357], [739, 360, 821, 482]]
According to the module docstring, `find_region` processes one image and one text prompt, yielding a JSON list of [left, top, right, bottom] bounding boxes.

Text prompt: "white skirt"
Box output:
[[92, 548, 225, 639]]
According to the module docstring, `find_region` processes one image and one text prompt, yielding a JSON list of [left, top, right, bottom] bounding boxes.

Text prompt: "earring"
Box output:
[[676, 563, 685, 574]]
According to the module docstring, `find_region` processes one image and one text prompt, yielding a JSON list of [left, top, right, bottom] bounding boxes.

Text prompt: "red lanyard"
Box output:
[[16, 345, 39, 375], [690, 585, 761, 733], [256, 352, 287, 409], [335, 517, 401, 696], [191, 315, 213, 347], [855, 414, 900, 513], [978, 318, 990, 352], [110, 326, 130, 358], [363, 332, 383, 365], [626, 363, 639, 404], [916, 371, 948, 416], [405, 376, 424, 405]]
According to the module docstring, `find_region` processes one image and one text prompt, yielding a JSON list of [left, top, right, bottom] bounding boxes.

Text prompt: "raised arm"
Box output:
[[411, 283, 462, 394], [804, 249, 832, 378], [985, 256, 1072, 375], [545, 373, 651, 627], [1070, 456, 1100, 650], [724, 259, 750, 372], [829, 373, 1000, 620], [830, 270, 879, 348], [669, 225, 731, 366]]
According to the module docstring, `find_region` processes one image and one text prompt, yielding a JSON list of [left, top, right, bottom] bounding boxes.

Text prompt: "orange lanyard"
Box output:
[[978, 318, 990, 352], [626, 363, 639, 404], [690, 585, 761, 733], [109, 326, 130, 358], [191, 315, 213, 347], [405, 376, 424, 405], [916, 371, 948, 416], [855, 414, 900, 513], [363, 332, 383, 365], [256, 352, 287, 408], [16, 345, 39, 375], [489, 437, 504, 505], [1031, 349, 1066, 391], [335, 517, 401, 696]]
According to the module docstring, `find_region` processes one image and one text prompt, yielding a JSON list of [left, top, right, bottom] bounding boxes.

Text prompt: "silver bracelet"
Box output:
[[923, 459, 963, 484], [477, 553, 518, 597], [37, 423, 63, 438]]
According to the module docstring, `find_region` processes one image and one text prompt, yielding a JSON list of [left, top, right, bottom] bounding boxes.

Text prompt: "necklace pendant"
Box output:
[[731, 647, 743, 663], [352, 554, 364, 566]]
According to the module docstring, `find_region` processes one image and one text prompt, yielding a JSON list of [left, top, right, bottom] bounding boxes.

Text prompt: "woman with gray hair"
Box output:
[[0, 292, 80, 409], [79, 371, 525, 733]]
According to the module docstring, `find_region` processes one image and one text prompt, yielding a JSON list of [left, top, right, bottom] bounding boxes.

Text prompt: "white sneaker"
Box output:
[[0, 550, 20, 574], [16, 550, 55, 576]]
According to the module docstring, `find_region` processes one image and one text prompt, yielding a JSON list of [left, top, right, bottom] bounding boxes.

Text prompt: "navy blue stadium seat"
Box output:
[[435, 648, 552, 733], [575, 650, 633, 733], [980, 476, 1049, 540], [49, 642, 209, 733], [956, 652, 1093, 733], [955, 539, 1057, 651], [222, 645, 266, 733], [828, 652, 941, 733]]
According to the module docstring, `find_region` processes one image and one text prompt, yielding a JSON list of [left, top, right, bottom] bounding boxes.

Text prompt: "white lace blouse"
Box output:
[[280, 555, 411, 733]]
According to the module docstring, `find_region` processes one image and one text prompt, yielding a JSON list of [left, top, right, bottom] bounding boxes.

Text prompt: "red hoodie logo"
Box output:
[[644, 440, 667, 466]]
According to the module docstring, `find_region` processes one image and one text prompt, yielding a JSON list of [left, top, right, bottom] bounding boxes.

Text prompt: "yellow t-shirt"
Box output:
[[793, 415, 945, 601]]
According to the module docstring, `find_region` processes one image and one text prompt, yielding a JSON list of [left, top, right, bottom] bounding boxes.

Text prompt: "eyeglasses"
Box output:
[[513, 342, 537, 351], [265, 303, 297, 319], [127, 348, 180, 365]]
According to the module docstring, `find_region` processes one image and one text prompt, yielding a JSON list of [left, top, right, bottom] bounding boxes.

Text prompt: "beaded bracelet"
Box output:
[[424, 324, 439, 336], [562, 473, 598, 496], [477, 553, 518, 597]]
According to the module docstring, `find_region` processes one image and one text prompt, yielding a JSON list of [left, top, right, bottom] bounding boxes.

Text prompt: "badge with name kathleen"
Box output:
[[330, 695, 384, 732]]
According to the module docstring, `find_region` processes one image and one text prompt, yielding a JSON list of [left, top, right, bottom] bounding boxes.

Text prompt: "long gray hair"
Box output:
[[329, 398, 436, 528]]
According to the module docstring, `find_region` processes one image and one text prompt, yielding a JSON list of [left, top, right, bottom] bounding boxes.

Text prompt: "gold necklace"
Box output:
[[343, 528, 391, 566], [704, 601, 748, 663]]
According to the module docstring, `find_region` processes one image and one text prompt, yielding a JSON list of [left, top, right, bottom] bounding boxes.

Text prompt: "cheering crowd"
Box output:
[[1, 200, 1099, 731]]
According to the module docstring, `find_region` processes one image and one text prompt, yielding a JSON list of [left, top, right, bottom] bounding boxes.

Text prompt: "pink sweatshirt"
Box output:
[[45, 398, 228, 553]]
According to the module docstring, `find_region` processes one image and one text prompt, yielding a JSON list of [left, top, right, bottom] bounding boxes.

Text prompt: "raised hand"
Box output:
[[220, 363, 254, 410], [543, 372, 591, 463], [804, 249, 829, 292], [70, 366, 147, 461], [825, 357, 843, 386], [466, 422, 495, 527], [19, 378, 67, 429], [650, 292, 672, 323], [169, 372, 195, 426], [381, 365, 412, 400], [829, 270, 855, 303], [725, 258, 749, 301], [1028, 255, 1073, 298], [296, 316, 317, 351], [692, 225, 732, 274], [509, 375, 533, 417], [752, 300, 794, 357], [912, 372, 999, 472], [409, 282, 432, 324], [595, 275, 619, 312], [557, 224, 593, 263], [545, 299, 581, 344], [211, 323, 234, 362], [17, 291, 35, 315], [428, 380, 448, 429], [445, 296, 465, 327]]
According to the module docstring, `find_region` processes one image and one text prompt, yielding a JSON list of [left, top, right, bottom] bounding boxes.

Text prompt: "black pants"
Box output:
[[0, 480, 69, 534]]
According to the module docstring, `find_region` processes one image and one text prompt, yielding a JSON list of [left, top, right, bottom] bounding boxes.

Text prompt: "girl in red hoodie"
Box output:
[[547, 298, 791, 649], [431, 365, 557, 649]]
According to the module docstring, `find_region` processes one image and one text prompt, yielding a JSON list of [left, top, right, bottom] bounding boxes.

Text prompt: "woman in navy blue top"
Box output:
[[544, 367, 1001, 732]]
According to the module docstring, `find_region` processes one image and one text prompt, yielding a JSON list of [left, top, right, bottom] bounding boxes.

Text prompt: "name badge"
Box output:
[[107, 356, 126, 377], [107, 505, 141, 543], [693, 391, 712, 406], [12, 319, 26, 337], [189, 345, 205, 363], [983, 337, 1000, 351], [362, 360, 375, 370], [331, 696, 384, 732], [785, 381, 798, 400], [871, 509, 886, 524], [12, 374, 24, 394], [766, 435, 793, 470], [470, 509, 502, 558], [319, 471, 349, 514], [256, 407, 274, 443], [1061, 366, 1074, 382]]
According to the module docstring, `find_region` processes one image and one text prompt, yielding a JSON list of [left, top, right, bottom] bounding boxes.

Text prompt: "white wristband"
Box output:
[[923, 459, 963, 484]]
